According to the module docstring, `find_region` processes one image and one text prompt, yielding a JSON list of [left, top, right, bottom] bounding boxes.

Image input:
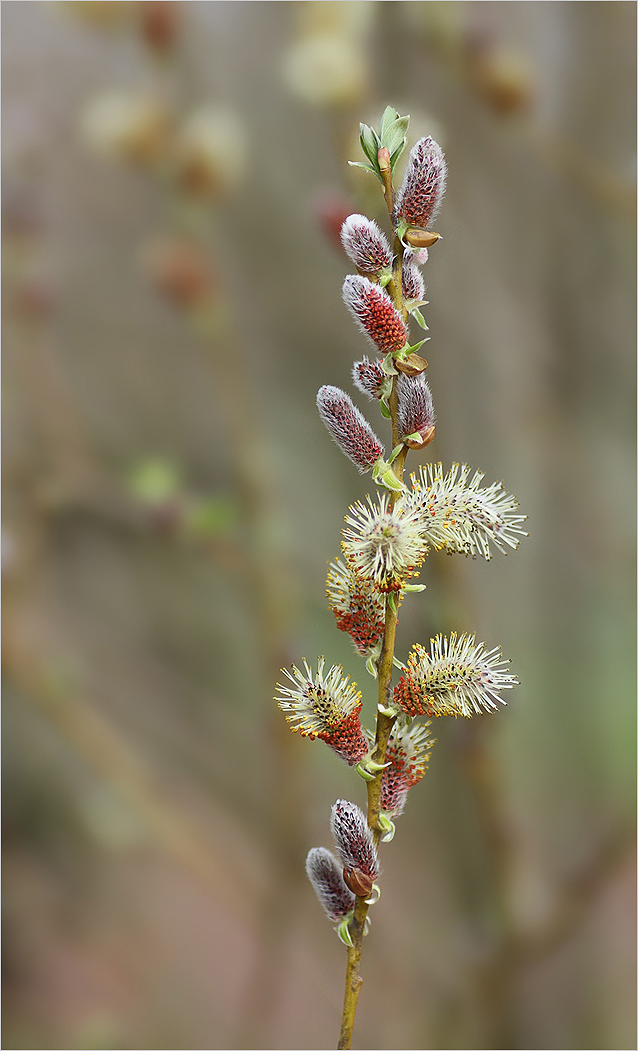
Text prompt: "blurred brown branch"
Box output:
[[3, 612, 267, 919], [456, 724, 635, 1049]]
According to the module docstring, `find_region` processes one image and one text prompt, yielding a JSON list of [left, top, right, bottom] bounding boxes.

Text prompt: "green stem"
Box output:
[[336, 192, 409, 1051], [337, 896, 367, 1050]]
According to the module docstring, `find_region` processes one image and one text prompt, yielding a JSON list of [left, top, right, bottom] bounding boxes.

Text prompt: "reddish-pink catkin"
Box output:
[[351, 356, 387, 400], [394, 136, 447, 230], [380, 773, 409, 817], [334, 591, 386, 656], [393, 648, 433, 717], [380, 735, 429, 816], [316, 385, 384, 472], [327, 559, 387, 656], [323, 709, 369, 766], [342, 274, 408, 354]]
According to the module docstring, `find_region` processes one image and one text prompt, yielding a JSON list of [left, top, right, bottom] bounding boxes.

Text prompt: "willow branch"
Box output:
[[336, 180, 409, 1051]]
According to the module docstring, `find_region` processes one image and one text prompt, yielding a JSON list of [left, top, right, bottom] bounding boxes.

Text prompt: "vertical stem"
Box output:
[[337, 896, 367, 1050], [336, 186, 409, 1050]]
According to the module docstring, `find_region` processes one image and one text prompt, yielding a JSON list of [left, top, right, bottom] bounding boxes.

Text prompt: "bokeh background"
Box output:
[[3, 3, 636, 1049]]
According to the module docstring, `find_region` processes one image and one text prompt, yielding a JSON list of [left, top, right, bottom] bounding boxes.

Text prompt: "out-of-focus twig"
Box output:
[[2, 616, 267, 920], [116, 12, 309, 1043], [457, 724, 635, 1049], [511, 825, 636, 967]]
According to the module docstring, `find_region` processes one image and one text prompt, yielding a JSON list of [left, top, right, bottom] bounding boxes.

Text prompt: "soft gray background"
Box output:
[[3, 3, 635, 1049]]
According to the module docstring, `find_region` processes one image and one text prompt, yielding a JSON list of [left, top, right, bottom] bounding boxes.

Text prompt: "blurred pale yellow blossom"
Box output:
[[282, 1, 376, 107], [403, 0, 467, 55], [173, 105, 248, 198], [79, 89, 171, 166], [61, 1, 135, 30], [468, 47, 535, 115], [296, 0, 377, 38], [283, 34, 368, 108]]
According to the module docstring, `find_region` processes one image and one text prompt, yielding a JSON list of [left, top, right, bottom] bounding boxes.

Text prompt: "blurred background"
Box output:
[[2, 3, 636, 1049]]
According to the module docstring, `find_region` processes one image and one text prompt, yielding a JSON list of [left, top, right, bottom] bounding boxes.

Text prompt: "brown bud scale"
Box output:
[[343, 866, 375, 898], [405, 229, 441, 249], [395, 354, 428, 376], [405, 425, 436, 450]]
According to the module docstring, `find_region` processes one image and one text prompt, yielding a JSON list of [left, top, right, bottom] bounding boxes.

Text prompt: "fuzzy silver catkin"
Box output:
[[316, 385, 384, 472], [397, 372, 435, 440], [330, 799, 379, 881], [405, 247, 429, 267], [395, 136, 446, 229], [306, 847, 356, 922], [402, 261, 426, 303], [340, 213, 392, 275]]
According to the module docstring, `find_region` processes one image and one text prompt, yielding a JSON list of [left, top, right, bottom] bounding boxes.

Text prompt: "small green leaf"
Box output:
[[396, 217, 410, 244], [379, 399, 391, 419], [378, 105, 400, 139], [378, 702, 398, 717], [410, 308, 428, 330], [403, 338, 429, 355], [365, 883, 381, 905], [366, 655, 379, 678], [389, 144, 407, 174], [381, 352, 398, 376], [336, 916, 355, 947], [382, 115, 410, 158], [378, 814, 396, 843], [373, 460, 406, 493], [348, 160, 383, 183], [368, 758, 392, 774], [359, 122, 380, 166]]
